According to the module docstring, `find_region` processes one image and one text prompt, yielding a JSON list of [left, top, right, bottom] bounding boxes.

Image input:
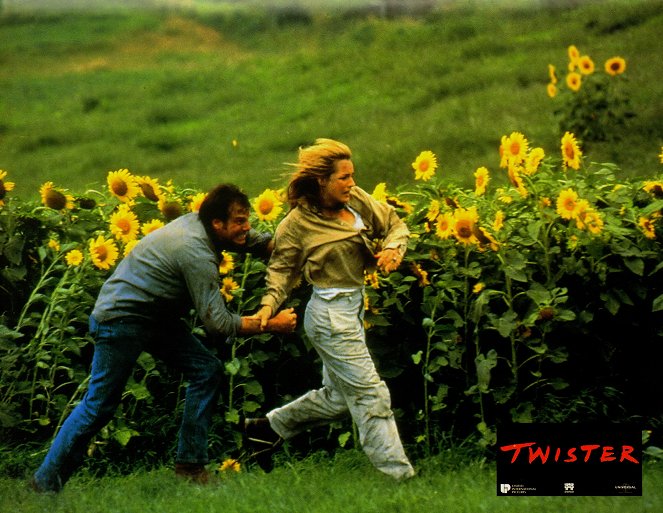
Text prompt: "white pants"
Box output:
[[267, 289, 415, 480]]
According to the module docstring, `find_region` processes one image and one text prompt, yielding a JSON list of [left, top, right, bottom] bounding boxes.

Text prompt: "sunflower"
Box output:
[[473, 282, 485, 294], [135, 175, 162, 202], [493, 210, 505, 232], [474, 225, 499, 251], [568, 45, 580, 64], [426, 199, 441, 222], [583, 208, 604, 235], [48, 239, 60, 252], [578, 55, 595, 75], [364, 271, 380, 289], [643, 180, 663, 198], [158, 196, 183, 221], [497, 188, 513, 204], [547, 82, 558, 98], [371, 182, 388, 202], [561, 132, 583, 170], [452, 207, 479, 245], [253, 189, 283, 222], [548, 64, 557, 84], [188, 192, 207, 213], [141, 219, 164, 236], [220, 277, 239, 302], [0, 170, 16, 207], [39, 181, 75, 211], [566, 72, 582, 92], [218, 251, 235, 275], [89, 235, 119, 270], [499, 135, 509, 168], [474, 167, 490, 196], [507, 165, 528, 198], [107, 169, 139, 203], [504, 132, 529, 166], [123, 239, 139, 256], [605, 57, 626, 76], [660, 146, 663, 164], [412, 151, 438, 181], [435, 212, 454, 239], [524, 147, 545, 176], [410, 262, 430, 287], [64, 249, 84, 267], [638, 217, 656, 239], [109, 204, 140, 243], [556, 188, 580, 220], [219, 458, 241, 473]]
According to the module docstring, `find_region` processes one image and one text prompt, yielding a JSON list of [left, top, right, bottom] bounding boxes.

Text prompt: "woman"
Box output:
[[252, 138, 415, 480]]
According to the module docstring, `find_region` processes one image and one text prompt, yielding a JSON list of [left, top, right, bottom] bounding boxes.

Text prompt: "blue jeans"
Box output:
[[33, 316, 223, 492]]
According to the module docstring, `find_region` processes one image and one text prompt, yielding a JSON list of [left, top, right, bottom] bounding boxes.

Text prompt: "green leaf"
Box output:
[[623, 257, 644, 276], [338, 431, 351, 448], [225, 358, 241, 376], [653, 294, 663, 313], [411, 350, 423, 365]]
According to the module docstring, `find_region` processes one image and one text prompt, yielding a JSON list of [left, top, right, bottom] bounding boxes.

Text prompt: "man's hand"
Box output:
[[254, 305, 273, 330], [375, 248, 402, 274], [268, 307, 297, 334]]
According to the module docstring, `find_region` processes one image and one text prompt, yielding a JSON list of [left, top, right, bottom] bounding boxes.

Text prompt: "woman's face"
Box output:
[[319, 159, 355, 208]]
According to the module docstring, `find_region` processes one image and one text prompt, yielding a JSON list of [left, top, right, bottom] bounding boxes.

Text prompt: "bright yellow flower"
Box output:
[[643, 180, 663, 198], [0, 170, 15, 207], [567, 45, 580, 70], [220, 277, 239, 302], [219, 458, 241, 473], [364, 271, 380, 289], [561, 132, 582, 170], [548, 64, 557, 84], [188, 192, 207, 213], [493, 210, 504, 232], [566, 72, 582, 92], [426, 199, 440, 222], [109, 204, 140, 243], [412, 151, 438, 181], [659, 147, 663, 164], [473, 282, 485, 294], [524, 147, 545, 176], [435, 212, 454, 239], [40, 182, 75, 211], [218, 251, 234, 275], [89, 235, 119, 270], [578, 55, 595, 75], [605, 57, 626, 76], [135, 175, 162, 202], [107, 169, 139, 203], [253, 189, 283, 222], [48, 239, 60, 252], [65, 249, 84, 267], [547, 82, 558, 98], [556, 188, 580, 220], [372, 182, 388, 202], [474, 167, 490, 196], [639, 217, 656, 239], [504, 132, 529, 166], [507, 165, 528, 198], [410, 263, 430, 287], [141, 219, 165, 236], [497, 188, 513, 204], [452, 207, 479, 245], [123, 239, 139, 256], [581, 208, 604, 235], [499, 135, 510, 168]]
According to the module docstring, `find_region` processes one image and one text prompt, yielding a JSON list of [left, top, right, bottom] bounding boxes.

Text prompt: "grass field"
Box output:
[[1, 0, 662, 201], [2, 450, 662, 513]]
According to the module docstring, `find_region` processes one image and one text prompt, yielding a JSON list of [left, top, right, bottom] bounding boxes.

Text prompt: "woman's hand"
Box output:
[[254, 305, 273, 330], [375, 248, 402, 274]]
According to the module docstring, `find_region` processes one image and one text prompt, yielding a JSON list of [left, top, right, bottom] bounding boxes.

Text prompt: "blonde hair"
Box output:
[[287, 138, 352, 208]]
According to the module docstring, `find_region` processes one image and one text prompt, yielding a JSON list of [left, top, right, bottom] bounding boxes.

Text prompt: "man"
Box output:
[[31, 183, 297, 492]]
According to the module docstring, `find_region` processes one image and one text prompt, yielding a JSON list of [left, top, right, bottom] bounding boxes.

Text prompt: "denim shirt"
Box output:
[[91, 212, 271, 337]]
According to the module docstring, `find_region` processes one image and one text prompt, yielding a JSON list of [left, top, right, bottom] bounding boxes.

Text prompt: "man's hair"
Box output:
[[286, 138, 352, 209], [198, 183, 250, 228]]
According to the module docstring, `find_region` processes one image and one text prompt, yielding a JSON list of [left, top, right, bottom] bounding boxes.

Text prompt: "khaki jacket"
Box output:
[[261, 186, 409, 312]]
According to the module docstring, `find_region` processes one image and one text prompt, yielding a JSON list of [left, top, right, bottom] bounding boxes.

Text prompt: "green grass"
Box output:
[[2, 451, 662, 513], [1, 0, 662, 201]]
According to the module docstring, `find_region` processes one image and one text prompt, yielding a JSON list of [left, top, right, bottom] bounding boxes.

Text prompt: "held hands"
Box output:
[[254, 305, 297, 334], [375, 248, 402, 274]]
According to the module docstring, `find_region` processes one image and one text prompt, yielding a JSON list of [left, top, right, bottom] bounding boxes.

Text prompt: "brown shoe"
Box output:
[[175, 463, 211, 484]]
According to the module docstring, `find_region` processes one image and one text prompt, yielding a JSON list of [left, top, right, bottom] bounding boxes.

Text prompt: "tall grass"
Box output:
[[2, 450, 662, 513], [1, 0, 662, 201]]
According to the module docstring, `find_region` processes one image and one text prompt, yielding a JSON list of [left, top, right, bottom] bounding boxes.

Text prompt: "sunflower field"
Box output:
[[1, 126, 662, 469]]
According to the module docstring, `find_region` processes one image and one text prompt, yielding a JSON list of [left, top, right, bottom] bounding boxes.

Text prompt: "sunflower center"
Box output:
[[564, 199, 576, 211], [564, 144, 575, 159], [95, 245, 108, 262], [45, 189, 67, 210], [117, 218, 131, 234], [510, 142, 521, 156], [419, 160, 430, 172], [111, 179, 128, 197], [259, 198, 274, 214], [140, 183, 159, 202], [456, 222, 473, 239]]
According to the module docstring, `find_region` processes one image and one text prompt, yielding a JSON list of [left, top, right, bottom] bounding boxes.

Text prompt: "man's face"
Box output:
[[212, 203, 251, 246]]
